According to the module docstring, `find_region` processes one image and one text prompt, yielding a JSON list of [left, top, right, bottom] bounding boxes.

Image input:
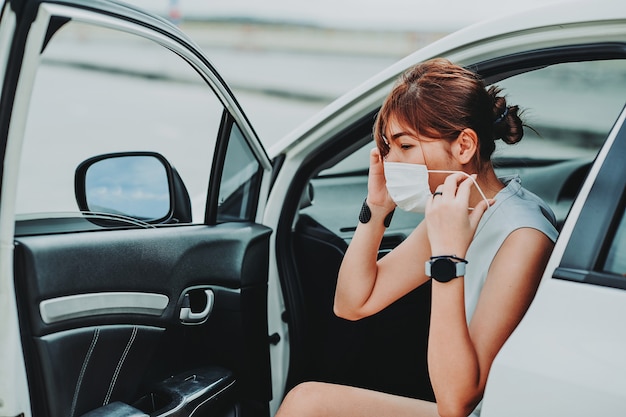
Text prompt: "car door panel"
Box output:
[[35, 325, 163, 417], [14, 223, 272, 417], [0, 0, 275, 415]]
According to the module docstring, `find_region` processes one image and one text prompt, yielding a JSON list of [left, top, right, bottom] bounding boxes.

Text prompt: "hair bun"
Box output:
[[489, 86, 523, 145], [494, 107, 509, 124]]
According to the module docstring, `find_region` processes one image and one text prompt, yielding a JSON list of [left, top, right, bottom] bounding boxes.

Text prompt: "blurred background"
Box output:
[[25, 0, 621, 217], [119, 0, 571, 146]]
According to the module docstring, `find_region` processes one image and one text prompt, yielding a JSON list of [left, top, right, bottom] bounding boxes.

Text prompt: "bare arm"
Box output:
[[334, 216, 432, 320], [425, 174, 554, 417], [429, 228, 552, 416], [334, 148, 432, 320]]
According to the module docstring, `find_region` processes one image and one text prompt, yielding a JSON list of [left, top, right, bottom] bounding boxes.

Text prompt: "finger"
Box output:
[[369, 147, 384, 174], [425, 184, 443, 212], [454, 174, 475, 203], [440, 172, 468, 199], [369, 147, 381, 165], [367, 147, 395, 209], [468, 198, 493, 227]]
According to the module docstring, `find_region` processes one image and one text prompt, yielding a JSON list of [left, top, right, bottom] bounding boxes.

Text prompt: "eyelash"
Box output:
[[400, 144, 413, 150]]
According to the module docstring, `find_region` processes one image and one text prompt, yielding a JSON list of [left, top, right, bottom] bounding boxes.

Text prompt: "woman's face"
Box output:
[[384, 118, 458, 191]]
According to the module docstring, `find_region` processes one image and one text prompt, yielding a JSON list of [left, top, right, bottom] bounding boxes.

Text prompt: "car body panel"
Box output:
[[0, 2, 30, 414], [0, 0, 15, 98]]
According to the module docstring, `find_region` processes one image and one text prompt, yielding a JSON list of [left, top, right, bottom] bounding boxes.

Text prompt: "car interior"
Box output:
[[278, 53, 626, 401]]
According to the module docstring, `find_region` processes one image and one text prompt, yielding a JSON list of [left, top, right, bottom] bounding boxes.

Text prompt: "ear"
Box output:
[[452, 128, 478, 165]]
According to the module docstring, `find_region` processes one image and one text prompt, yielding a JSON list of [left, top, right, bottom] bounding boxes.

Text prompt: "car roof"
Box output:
[[412, 0, 626, 60]]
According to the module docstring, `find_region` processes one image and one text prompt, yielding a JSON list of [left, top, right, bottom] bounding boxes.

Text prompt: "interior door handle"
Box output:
[[179, 289, 214, 324]]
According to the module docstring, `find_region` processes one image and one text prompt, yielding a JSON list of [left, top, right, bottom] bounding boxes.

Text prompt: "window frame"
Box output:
[[208, 111, 264, 225], [3, 1, 272, 233], [475, 42, 626, 84], [554, 105, 626, 290]]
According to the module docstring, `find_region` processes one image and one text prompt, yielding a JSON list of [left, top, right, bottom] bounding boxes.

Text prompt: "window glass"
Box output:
[[309, 58, 626, 242], [493, 60, 625, 161], [217, 123, 261, 222], [603, 210, 626, 276], [16, 20, 224, 224], [492, 60, 626, 224], [322, 60, 626, 177]]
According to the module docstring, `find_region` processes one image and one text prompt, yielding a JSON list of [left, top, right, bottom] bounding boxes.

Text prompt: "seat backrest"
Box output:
[[292, 214, 434, 401]]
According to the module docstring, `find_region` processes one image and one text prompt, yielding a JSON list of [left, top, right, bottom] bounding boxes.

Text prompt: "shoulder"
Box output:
[[479, 176, 559, 243]]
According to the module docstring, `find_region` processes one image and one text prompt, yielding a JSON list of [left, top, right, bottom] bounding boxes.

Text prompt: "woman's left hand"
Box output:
[[425, 173, 490, 258]]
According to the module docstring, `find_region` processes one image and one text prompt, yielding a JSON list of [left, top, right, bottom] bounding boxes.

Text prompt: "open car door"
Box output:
[[0, 1, 275, 416]]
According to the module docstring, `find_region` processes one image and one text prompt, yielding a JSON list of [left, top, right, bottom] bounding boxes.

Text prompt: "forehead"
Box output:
[[385, 113, 445, 143], [385, 117, 417, 138]]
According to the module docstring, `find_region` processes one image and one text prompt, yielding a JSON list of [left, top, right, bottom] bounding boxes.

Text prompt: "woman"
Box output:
[[277, 58, 558, 417]]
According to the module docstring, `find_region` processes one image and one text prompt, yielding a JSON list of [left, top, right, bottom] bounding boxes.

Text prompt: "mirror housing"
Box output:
[[75, 152, 191, 225]]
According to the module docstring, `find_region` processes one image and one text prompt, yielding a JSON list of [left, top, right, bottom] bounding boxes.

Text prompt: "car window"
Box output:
[[325, 59, 625, 177], [15, 20, 223, 226], [310, 58, 626, 241], [491, 59, 626, 224], [603, 205, 626, 276], [492, 60, 624, 161], [217, 123, 262, 222]]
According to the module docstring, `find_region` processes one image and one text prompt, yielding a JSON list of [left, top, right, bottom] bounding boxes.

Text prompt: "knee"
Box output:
[[276, 381, 328, 417]]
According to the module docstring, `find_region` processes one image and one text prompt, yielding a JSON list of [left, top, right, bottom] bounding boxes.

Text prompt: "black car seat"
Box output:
[[292, 213, 435, 401]]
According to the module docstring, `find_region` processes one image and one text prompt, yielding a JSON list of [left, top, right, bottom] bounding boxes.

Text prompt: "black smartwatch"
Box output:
[[425, 255, 467, 283]]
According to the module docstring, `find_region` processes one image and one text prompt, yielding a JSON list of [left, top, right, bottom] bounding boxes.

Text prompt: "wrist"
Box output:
[[425, 255, 468, 283], [431, 252, 467, 260], [359, 198, 395, 227], [430, 246, 468, 259], [365, 196, 395, 214]]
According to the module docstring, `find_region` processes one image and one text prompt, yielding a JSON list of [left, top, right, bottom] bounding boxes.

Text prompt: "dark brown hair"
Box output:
[[373, 58, 523, 166]]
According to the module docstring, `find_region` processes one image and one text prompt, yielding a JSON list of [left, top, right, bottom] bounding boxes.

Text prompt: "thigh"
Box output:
[[277, 381, 439, 417]]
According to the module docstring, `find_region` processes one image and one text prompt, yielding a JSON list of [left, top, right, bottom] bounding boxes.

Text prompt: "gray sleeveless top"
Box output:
[[464, 175, 559, 322], [465, 175, 558, 417]]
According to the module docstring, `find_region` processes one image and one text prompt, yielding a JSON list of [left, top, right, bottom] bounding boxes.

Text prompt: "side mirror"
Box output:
[[75, 152, 191, 225]]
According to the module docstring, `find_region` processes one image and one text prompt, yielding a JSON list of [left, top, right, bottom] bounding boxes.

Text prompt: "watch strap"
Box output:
[[358, 199, 394, 227], [358, 199, 372, 223]]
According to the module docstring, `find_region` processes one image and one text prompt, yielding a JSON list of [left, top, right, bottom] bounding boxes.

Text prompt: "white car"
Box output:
[[0, 0, 625, 416]]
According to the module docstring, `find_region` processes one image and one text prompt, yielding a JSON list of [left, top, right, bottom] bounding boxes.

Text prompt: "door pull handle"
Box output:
[[179, 289, 214, 324]]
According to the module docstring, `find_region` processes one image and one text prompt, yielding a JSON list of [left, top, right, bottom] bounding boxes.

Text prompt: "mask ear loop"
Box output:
[[427, 170, 490, 209]]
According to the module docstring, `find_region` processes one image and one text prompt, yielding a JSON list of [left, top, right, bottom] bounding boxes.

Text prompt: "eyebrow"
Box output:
[[389, 131, 414, 140]]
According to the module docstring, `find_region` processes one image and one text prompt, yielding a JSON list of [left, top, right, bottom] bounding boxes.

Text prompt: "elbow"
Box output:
[[436, 403, 475, 417], [332, 301, 365, 321], [436, 395, 481, 417]]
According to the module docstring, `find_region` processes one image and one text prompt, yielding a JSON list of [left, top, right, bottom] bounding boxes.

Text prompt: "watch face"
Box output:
[[431, 258, 456, 282]]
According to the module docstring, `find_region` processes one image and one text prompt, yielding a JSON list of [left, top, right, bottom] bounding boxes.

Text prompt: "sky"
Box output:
[[124, 0, 573, 31]]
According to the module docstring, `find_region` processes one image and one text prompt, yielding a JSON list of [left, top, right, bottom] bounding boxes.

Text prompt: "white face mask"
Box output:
[[383, 161, 489, 213]]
